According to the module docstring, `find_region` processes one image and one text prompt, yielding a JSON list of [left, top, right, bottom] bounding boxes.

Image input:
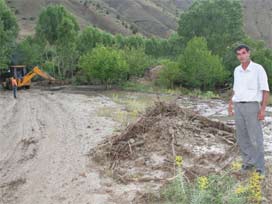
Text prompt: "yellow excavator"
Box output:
[[0, 65, 55, 89]]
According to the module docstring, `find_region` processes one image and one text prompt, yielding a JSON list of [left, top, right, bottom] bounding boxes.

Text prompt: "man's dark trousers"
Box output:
[[234, 102, 265, 173], [13, 86, 17, 98]]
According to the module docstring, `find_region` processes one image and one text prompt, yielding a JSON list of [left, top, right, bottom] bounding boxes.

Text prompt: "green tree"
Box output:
[[145, 37, 161, 57], [124, 35, 145, 49], [167, 33, 185, 57], [36, 4, 79, 78], [36, 4, 79, 45], [0, 0, 19, 67], [13, 36, 44, 66], [178, 37, 228, 90], [124, 47, 155, 78], [79, 46, 128, 87], [115, 34, 126, 48], [156, 60, 180, 89], [242, 37, 272, 88], [77, 26, 100, 55], [178, 0, 244, 56], [77, 26, 115, 56]]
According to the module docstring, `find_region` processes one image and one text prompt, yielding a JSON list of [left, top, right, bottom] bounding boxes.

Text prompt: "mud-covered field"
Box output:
[[0, 87, 271, 204]]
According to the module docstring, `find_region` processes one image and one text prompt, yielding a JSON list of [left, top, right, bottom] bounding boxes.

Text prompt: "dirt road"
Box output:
[[0, 89, 122, 204]]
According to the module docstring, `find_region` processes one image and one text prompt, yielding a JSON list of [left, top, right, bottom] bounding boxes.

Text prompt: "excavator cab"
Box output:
[[1, 65, 55, 90], [10, 65, 27, 80], [11, 65, 28, 89]]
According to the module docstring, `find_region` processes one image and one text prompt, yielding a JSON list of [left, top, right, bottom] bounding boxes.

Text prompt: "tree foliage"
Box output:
[[242, 37, 272, 88], [12, 37, 43, 66], [35, 4, 79, 78], [36, 4, 79, 45], [123, 47, 155, 78], [178, 37, 228, 90], [79, 46, 128, 86], [156, 60, 180, 89], [178, 0, 244, 56], [0, 0, 18, 67]]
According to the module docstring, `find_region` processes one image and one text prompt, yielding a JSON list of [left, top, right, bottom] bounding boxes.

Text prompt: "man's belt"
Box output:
[[237, 101, 257, 103]]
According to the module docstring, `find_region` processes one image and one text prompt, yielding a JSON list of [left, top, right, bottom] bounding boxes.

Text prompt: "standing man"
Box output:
[[11, 77, 18, 99], [228, 45, 270, 175]]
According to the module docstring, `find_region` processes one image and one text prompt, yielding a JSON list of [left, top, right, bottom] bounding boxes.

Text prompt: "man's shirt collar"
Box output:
[[239, 60, 253, 72]]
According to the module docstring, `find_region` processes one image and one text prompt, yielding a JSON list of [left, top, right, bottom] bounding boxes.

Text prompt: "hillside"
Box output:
[[242, 0, 272, 47], [6, 0, 191, 39], [6, 0, 272, 47]]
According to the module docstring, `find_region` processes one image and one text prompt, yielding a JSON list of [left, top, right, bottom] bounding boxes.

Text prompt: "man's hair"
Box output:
[[234, 44, 250, 53]]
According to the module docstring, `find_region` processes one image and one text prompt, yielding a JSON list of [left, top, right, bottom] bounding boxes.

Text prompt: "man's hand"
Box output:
[[258, 108, 265, 120], [258, 90, 269, 120], [228, 103, 234, 116], [228, 91, 235, 116]]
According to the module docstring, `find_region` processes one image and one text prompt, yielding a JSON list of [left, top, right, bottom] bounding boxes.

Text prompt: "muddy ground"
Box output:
[[0, 86, 271, 204]]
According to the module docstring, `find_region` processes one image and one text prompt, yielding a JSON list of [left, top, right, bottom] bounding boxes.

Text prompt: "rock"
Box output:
[[144, 65, 164, 81], [169, 127, 175, 135], [135, 157, 146, 166]]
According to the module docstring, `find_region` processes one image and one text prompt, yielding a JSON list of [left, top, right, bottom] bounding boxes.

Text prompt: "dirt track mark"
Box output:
[[0, 89, 119, 204]]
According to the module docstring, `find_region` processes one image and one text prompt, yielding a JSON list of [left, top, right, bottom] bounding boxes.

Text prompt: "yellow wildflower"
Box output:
[[248, 172, 263, 203], [235, 185, 247, 195], [231, 161, 242, 171], [198, 176, 209, 190], [175, 156, 183, 167]]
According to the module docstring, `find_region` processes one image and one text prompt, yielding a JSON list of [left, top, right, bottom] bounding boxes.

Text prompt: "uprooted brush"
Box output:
[[92, 101, 238, 182]]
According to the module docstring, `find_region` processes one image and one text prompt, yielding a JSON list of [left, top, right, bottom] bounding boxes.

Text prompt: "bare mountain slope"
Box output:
[[243, 0, 272, 47], [7, 0, 191, 38], [6, 0, 272, 47]]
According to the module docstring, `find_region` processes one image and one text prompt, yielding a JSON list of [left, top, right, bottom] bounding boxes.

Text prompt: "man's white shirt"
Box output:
[[232, 60, 269, 102]]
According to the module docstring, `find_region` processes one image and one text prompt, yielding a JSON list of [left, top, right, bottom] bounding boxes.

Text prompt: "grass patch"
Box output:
[[97, 107, 139, 126], [120, 81, 221, 99], [144, 158, 269, 204]]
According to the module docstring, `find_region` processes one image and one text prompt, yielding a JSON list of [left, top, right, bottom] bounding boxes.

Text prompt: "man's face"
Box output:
[[236, 48, 250, 63]]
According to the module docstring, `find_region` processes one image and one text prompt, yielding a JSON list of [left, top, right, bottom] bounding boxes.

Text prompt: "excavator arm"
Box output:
[[18, 66, 55, 87]]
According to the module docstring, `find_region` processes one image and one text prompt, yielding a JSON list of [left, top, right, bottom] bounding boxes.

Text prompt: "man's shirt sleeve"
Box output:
[[258, 66, 270, 91]]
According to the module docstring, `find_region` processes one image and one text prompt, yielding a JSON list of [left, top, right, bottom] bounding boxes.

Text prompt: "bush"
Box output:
[[124, 47, 155, 78], [178, 37, 228, 90], [155, 59, 180, 88], [79, 46, 128, 87]]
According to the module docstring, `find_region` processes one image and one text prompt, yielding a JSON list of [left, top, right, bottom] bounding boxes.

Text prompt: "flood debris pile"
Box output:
[[92, 101, 238, 183]]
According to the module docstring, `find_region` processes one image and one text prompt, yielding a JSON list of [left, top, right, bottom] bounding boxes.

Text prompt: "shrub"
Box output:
[[79, 46, 128, 87], [178, 37, 228, 90], [124, 47, 155, 78], [155, 59, 180, 88]]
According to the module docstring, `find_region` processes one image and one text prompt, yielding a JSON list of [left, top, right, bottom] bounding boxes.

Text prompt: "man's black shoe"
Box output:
[[242, 164, 254, 171], [256, 169, 265, 176]]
